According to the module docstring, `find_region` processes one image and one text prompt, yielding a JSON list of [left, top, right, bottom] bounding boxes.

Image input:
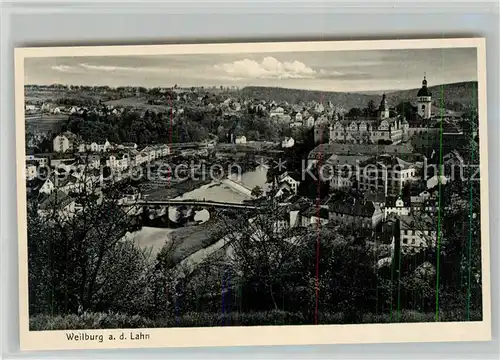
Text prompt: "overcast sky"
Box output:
[[24, 47, 478, 93]]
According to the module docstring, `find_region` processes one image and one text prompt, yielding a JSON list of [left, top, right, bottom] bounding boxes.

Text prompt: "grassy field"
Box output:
[[26, 90, 103, 103], [25, 90, 69, 103], [104, 96, 172, 111]]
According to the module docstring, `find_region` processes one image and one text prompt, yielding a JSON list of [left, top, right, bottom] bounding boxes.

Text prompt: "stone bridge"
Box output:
[[124, 198, 258, 209], [122, 198, 260, 222]]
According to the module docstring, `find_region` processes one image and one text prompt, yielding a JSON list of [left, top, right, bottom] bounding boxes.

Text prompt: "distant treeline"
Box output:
[[240, 81, 479, 111], [61, 106, 302, 145]]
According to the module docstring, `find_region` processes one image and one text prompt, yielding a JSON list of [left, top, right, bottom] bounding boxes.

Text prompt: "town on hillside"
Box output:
[[25, 73, 482, 329]]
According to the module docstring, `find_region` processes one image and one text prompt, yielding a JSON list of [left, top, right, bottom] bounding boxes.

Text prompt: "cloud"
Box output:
[[79, 63, 138, 72], [213, 56, 317, 80], [318, 69, 344, 77], [51, 65, 74, 72], [77, 63, 184, 75], [317, 69, 375, 80]]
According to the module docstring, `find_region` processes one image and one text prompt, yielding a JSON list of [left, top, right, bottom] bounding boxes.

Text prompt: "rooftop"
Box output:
[[360, 154, 415, 170], [303, 206, 330, 219], [329, 196, 378, 217], [38, 190, 74, 211], [399, 214, 436, 230]]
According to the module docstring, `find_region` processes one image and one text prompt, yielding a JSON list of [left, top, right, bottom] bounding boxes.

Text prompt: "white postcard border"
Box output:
[[15, 37, 491, 351]]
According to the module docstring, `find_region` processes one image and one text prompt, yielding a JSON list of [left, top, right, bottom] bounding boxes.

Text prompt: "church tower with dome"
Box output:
[[417, 74, 432, 119]]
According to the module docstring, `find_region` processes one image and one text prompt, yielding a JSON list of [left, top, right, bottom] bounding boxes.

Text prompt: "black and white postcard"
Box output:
[[15, 38, 491, 350]]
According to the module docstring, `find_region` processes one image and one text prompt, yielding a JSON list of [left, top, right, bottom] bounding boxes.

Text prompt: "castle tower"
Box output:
[[417, 74, 432, 119], [378, 93, 390, 120]]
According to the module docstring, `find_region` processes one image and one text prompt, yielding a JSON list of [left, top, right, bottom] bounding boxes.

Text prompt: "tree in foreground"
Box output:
[[28, 173, 154, 318]]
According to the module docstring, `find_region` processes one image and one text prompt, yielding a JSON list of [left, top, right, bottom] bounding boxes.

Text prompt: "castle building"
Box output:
[[329, 94, 408, 145], [417, 75, 432, 119]]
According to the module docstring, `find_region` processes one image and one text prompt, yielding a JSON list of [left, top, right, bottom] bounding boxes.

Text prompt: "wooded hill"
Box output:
[[240, 81, 478, 112]]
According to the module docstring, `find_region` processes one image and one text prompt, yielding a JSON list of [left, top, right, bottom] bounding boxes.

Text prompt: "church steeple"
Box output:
[[417, 74, 431, 97], [417, 72, 432, 119]]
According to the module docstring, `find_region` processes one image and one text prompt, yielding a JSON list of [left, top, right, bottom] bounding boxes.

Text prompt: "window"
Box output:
[[403, 238, 408, 244], [411, 239, 416, 245]]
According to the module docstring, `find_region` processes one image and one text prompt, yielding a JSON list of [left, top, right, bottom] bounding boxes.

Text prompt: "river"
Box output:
[[125, 165, 269, 256]]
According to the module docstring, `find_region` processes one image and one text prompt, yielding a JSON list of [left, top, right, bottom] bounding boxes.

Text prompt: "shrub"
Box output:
[[155, 310, 307, 327], [317, 312, 345, 324], [439, 309, 482, 322], [30, 309, 484, 331], [30, 312, 156, 331]]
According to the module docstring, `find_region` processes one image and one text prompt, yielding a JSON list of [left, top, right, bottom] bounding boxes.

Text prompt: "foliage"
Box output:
[[30, 308, 482, 330], [62, 105, 288, 145], [251, 186, 263, 198], [395, 101, 418, 120], [30, 312, 156, 330], [28, 175, 154, 316], [55, 97, 99, 107], [296, 229, 379, 322], [29, 109, 483, 326], [365, 100, 377, 117]]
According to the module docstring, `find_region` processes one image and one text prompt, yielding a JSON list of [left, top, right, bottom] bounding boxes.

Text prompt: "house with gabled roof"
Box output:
[[141, 146, 157, 162], [158, 144, 171, 157], [328, 195, 383, 229], [384, 194, 411, 220], [303, 115, 315, 128], [56, 174, 80, 194], [277, 171, 302, 195], [32, 175, 56, 195], [287, 197, 313, 228], [299, 205, 330, 227], [397, 214, 437, 251], [53, 131, 79, 153], [37, 190, 76, 220]]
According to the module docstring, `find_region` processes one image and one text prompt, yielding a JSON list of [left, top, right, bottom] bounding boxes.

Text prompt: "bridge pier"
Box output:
[[142, 206, 183, 228]]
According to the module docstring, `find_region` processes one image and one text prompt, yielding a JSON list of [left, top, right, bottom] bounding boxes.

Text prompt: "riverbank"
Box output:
[[125, 217, 228, 262], [128, 164, 268, 261]]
